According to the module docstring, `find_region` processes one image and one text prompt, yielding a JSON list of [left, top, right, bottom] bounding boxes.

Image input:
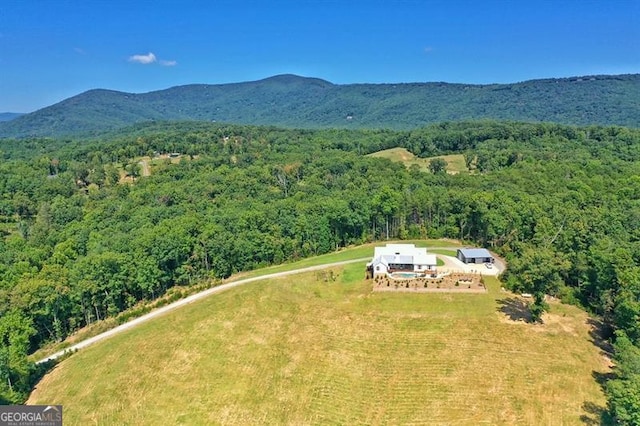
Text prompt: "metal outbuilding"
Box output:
[[456, 248, 494, 264]]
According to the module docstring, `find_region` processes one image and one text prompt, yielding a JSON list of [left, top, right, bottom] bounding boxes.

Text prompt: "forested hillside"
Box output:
[[1, 73, 638, 138], [1, 121, 640, 422]]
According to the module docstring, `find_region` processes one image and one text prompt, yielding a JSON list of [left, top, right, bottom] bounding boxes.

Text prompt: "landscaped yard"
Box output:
[[374, 271, 486, 293], [29, 261, 609, 425]]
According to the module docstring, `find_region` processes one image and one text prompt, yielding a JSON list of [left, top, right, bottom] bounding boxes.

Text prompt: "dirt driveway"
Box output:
[[437, 254, 503, 276]]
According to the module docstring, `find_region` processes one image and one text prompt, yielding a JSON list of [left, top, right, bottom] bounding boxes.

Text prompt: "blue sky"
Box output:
[[1, 0, 638, 112]]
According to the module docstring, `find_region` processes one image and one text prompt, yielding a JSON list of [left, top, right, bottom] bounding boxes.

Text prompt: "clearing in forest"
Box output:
[[29, 262, 608, 425], [367, 147, 467, 173]]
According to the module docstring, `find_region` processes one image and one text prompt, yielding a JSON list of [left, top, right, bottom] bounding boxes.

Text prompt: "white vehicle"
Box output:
[[485, 263, 493, 269]]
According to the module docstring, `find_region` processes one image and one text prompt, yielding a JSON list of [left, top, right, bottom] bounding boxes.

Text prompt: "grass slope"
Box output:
[[29, 262, 608, 424], [29, 240, 456, 362], [368, 147, 467, 174]]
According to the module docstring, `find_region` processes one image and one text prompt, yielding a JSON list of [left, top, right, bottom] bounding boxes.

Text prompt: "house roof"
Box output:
[[458, 248, 493, 258], [371, 244, 437, 267], [382, 254, 413, 264], [421, 254, 437, 265], [373, 244, 418, 258]]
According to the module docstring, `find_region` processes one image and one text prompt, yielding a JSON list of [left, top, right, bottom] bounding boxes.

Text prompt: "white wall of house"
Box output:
[[414, 263, 435, 272], [373, 262, 389, 275]]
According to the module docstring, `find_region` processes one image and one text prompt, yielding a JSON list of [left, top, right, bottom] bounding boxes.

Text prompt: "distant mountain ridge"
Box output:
[[0, 112, 25, 122], [1, 73, 638, 138]]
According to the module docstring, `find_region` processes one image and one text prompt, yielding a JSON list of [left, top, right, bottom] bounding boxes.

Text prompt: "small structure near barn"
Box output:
[[456, 248, 494, 264], [366, 244, 437, 278]]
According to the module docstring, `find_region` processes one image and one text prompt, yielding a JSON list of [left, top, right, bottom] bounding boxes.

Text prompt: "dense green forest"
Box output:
[[1, 73, 638, 138], [1, 121, 640, 422]]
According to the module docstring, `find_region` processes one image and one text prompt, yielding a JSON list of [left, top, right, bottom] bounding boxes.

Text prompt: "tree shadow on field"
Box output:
[[592, 370, 616, 387], [584, 371, 617, 425], [26, 351, 76, 402], [586, 317, 614, 358], [497, 297, 533, 323], [582, 318, 616, 426], [29, 358, 59, 389], [580, 400, 613, 425]]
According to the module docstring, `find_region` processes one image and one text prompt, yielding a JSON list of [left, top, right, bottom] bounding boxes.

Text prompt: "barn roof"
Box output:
[[458, 248, 493, 258]]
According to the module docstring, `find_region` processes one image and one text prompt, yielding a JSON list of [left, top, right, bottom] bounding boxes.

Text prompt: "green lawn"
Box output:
[[429, 248, 458, 257], [368, 147, 467, 174], [30, 260, 608, 425]]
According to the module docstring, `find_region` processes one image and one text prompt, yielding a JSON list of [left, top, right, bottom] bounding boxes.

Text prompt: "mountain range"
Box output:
[[1, 73, 638, 138]]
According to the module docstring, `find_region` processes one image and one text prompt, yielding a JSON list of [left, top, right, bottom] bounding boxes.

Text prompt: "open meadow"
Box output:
[[367, 147, 467, 174], [28, 259, 609, 425]]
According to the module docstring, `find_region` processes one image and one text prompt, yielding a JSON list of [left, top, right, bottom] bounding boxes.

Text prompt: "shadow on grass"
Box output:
[[580, 400, 613, 425], [586, 317, 614, 358], [592, 370, 616, 387], [29, 358, 59, 391], [583, 319, 616, 426], [496, 297, 533, 323], [26, 350, 77, 403]]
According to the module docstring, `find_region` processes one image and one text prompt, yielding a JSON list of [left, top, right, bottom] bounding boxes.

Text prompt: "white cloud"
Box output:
[[128, 52, 177, 67], [129, 52, 157, 64]]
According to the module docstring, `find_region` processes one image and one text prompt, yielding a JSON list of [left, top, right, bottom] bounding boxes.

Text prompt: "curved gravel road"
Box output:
[[37, 248, 504, 365], [37, 258, 370, 364]]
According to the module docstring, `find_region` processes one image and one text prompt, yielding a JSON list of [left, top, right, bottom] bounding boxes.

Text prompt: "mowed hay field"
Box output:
[[367, 147, 467, 174], [29, 263, 609, 425]]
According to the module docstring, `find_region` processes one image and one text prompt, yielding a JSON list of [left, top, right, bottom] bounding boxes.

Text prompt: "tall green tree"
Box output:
[[606, 331, 640, 425], [0, 311, 36, 403], [507, 247, 570, 322], [428, 157, 448, 174]]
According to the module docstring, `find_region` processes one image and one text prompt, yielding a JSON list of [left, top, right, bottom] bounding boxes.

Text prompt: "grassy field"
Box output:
[[367, 147, 467, 174], [29, 260, 608, 425], [29, 240, 460, 361]]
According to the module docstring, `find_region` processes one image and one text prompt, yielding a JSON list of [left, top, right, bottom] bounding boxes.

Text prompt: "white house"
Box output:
[[367, 244, 437, 276]]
